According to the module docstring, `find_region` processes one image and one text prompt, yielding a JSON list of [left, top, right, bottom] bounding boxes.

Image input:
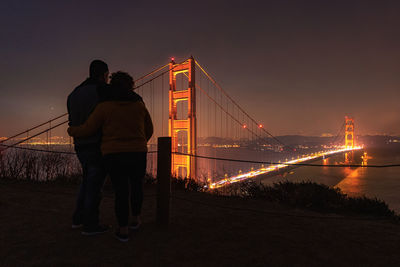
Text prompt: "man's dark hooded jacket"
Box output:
[[67, 78, 105, 147]]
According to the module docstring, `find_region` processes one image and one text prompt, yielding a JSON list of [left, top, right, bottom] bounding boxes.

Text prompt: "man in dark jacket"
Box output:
[[67, 60, 109, 235]]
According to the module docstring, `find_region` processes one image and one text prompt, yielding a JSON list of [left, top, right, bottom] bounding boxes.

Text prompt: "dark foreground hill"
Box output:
[[1, 180, 400, 266]]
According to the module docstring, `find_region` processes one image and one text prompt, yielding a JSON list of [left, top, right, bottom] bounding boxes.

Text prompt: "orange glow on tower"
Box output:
[[345, 116, 354, 149], [169, 57, 197, 179], [345, 116, 355, 163]]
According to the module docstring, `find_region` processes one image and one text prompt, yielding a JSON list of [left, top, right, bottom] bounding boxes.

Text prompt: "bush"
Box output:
[[171, 176, 206, 192], [0, 149, 81, 181], [230, 180, 397, 219]]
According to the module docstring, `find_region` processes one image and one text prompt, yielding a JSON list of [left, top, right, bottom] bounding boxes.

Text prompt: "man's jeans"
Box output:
[[72, 145, 106, 228]]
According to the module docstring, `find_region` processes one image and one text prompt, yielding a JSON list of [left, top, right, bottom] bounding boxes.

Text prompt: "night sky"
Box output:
[[1, 0, 399, 137]]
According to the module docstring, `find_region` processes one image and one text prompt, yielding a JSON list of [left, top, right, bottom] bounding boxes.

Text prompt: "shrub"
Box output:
[[230, 180, 398, 219], [0, 149, 81, 181]]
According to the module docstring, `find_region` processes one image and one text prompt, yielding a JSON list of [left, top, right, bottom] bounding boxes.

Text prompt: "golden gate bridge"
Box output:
[[0, 56, 362, 187]]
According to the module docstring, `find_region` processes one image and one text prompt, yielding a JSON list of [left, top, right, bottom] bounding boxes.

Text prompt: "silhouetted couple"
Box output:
[[67, 60, 153, 242]]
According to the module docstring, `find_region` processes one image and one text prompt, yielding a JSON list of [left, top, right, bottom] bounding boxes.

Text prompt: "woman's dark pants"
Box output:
[[104, 152, 147, 227]]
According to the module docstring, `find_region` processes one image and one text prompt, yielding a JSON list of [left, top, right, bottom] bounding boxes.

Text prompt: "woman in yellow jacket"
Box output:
[[68, 71, 153, 242]]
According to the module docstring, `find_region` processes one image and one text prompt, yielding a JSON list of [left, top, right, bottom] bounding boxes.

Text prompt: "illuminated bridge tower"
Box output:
[[345, 116, 355, 163], [345, 116, 354, 148], [169, 57, 197, 179]]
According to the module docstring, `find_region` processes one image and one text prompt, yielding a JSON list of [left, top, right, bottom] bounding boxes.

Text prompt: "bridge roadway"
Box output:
[[208, 146, 363, 189]]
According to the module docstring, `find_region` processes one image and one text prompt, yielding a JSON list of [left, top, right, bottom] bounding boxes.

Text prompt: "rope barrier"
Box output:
[[0, 144, 158, 155], [0, 143, 75, 154], [172, 151, 400, 168]]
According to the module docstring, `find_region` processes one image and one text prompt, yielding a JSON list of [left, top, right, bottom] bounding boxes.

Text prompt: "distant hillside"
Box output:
[[198, 135, 400, 148]]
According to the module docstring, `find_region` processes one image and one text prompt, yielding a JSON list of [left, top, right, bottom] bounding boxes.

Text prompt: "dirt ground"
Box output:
[[1, 179, 400, 267]]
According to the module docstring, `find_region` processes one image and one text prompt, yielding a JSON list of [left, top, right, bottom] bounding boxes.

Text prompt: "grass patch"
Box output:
[[2, 170, 397, 220]]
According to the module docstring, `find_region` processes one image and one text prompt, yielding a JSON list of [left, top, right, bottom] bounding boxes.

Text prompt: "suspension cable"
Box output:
[[134, 59, 187, 90], [186, 71, 295, 149], [332, 121, 345, 145], [4, 121, 68, 149], [0, 113, 68, 143], [2, 60, 186, 147], [195, 60, 290, 148], [183, 73, 265, 140], [134, 64, 169, 82]]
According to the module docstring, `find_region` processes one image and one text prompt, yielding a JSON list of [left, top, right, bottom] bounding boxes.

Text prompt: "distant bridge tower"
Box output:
[[345, 116, 354, 148], [345, 116, 355, 163], [169, 57, 197, 179]]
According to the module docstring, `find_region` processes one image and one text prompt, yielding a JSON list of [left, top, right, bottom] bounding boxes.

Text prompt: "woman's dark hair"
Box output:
[[110, 71, 134, 91]]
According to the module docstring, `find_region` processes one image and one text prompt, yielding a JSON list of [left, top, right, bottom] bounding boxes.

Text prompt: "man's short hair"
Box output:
[[89, 60, 109, 79], [110, 71, 134, 91]]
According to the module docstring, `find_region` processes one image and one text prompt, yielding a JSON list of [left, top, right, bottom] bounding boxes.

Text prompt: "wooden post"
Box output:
[[156, 137, 171, 227]]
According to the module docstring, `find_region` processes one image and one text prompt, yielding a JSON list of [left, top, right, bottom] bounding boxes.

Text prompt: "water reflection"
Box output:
[[361, 152, 372, 166], [335, 168, 362, 195], [344, 151, 354, 164]]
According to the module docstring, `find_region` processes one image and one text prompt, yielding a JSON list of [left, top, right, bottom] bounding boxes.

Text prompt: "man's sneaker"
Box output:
[[129, 221, 141, 230], [71, 223, 83, 229], [114, 231, 129, 242], [81, 225, 110, 236]]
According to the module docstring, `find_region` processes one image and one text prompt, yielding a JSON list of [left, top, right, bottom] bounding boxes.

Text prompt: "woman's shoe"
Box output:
[[114, 230, 129, 242], [129, 221, 141, 230], [71, 223, 83, 229], [81, 224, 110, 236]]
